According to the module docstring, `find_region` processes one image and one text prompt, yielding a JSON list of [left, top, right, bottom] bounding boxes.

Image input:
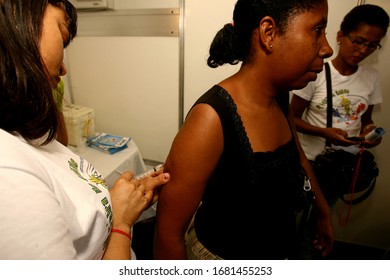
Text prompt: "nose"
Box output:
[[60, 62, 67, 76], [320, 36, 333, 59]]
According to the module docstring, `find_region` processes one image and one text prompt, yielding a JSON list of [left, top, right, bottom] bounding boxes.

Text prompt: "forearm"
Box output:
[[294, 117, 328, 138], [102, 169, 170, 260], [291, 111, 331, 217], [290, 108, 334, 255], [301, 158, 331, 218], [360, 106, 375, 134], [102, 227, 132, 260], [361, 123, 375, 134]]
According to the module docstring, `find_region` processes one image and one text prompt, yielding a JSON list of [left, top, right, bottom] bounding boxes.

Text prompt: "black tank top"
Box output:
[[193, 85, 304, 259]]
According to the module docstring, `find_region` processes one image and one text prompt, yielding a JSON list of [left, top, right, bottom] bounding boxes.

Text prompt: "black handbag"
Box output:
[[312, 63, 379, 205], [313, 148, 378, 204]]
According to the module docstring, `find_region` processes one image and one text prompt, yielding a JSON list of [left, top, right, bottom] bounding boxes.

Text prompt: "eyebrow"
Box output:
[[353, 35, 380, 43], [318, 17, 328, 27]]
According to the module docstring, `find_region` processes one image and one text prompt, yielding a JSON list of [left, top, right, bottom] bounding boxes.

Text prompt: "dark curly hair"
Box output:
[[340, 4, 389, 35], [207, 0, 325, 68], [0, 0, 77, 144]]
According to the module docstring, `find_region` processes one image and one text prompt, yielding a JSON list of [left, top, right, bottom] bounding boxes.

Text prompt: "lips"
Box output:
[[307, 69, 323, 77], [310, 64, 325, 74], [306, 71, 319, 82]]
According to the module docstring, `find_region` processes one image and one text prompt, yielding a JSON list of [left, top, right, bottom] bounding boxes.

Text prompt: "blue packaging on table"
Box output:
[[87, 132, 131, 154]]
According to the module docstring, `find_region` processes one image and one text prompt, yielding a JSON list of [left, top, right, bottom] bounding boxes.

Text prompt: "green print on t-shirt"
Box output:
[[68, 158, 109, 193]]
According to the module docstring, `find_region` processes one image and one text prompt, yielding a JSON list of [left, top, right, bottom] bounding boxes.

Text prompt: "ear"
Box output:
[[336, 31, 343, 45], [258, 16, 276, 51]]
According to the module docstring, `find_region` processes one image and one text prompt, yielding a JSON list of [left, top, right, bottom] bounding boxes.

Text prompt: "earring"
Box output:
[[337, 41, 341, 45], [270, 45, 273, 48]]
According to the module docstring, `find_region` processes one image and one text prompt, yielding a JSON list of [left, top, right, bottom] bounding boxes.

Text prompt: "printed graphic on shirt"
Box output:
[[332, 94, 368, 126], [68, 156, 112, 254], [101, 197, 113, 226], [68, 157, 108, 192]]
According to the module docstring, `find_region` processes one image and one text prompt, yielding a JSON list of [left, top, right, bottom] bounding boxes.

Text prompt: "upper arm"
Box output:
[[290, 94, 310, 119], [155, 104, 223, 242]]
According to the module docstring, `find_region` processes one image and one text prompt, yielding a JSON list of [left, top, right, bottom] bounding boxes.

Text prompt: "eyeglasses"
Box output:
[[345, 34, 382, 51]]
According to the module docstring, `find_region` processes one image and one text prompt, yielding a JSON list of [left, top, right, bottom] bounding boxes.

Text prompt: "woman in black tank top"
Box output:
[[154, 0, 335, 260]]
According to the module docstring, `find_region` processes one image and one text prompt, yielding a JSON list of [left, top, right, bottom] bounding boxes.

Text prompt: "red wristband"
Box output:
[[111, 228, 131, 240]]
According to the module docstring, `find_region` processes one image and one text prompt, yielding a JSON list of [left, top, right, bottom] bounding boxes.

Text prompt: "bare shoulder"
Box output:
[[172, 103, 222, 158], [165, 102, 223, 188], [184, 103, 222, 131]]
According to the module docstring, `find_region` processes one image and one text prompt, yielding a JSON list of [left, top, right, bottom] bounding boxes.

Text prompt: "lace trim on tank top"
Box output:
[[215, 87, 296, 184], [216, 89, 252, 152]]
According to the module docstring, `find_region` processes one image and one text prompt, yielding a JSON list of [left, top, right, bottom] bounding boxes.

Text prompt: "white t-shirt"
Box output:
[[0, 129, 112, 259], [292, 62, 382, 160]]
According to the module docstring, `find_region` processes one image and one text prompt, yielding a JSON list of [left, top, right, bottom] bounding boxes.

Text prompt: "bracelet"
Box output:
[[111, 228, 131, 240]]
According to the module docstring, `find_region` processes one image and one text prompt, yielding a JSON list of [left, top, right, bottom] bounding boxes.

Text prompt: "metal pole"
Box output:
[[178, 0, 185, 128]]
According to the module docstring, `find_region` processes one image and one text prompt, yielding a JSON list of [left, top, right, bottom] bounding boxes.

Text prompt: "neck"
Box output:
[[241, 66, 278, 100], [331, 55, 358, 76]]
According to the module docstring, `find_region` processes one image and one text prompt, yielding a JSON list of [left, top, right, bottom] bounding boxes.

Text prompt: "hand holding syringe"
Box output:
[[135, 164, 164, 180]]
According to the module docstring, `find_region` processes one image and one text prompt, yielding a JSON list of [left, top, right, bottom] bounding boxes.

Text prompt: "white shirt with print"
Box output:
[[292, 62, 382, 160], [0, 129, 112, 259]]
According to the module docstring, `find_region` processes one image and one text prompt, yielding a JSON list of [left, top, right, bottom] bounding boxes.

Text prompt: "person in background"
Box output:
[[154, 0, 334, 260], [53, 78, 68, 146], [291, 5, 389, 204], [290, 4, 389, 258], [0, 0, 169, 259]]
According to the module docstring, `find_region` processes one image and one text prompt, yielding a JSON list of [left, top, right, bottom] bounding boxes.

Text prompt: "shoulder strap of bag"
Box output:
[[324, 62, 332, 147], [338, 147, 365, 226], [323, 63, 376, 225], [339, 149, 377, 206]]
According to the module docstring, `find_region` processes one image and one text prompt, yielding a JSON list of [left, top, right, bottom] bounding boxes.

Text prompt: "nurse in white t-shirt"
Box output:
[[0, 1, 169, 260]]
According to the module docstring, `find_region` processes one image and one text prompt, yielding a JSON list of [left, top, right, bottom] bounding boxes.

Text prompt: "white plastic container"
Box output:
[[365, 127, 385, 141], [63, 103, 95, 148]]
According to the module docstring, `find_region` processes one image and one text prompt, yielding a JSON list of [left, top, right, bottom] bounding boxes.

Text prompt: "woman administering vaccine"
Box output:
[[0, 0, 169, 259]]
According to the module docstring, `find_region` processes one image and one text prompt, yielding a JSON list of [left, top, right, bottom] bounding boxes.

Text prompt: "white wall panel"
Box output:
[[183, 0, 240, 115], [66, 36, 179, 162]]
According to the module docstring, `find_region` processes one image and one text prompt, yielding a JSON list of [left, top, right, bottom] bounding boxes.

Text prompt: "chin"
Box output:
[[290, 81, 311, 90], [297, 75, 318, 89]]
